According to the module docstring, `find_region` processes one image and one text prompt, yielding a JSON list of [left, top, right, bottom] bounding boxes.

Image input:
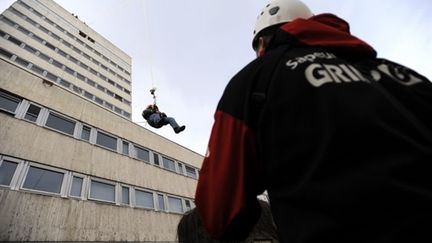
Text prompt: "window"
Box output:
[[24, 104, 41, 122], [24, 44, 37, 54], [121, 186, 129, 204], [186, 166, 197, 179], [94, 96, 103, 105], [30, 64, 44, 75], [38, 52, 51, 62], [72, 85, 82, 94], [177, 162, 184, 174], [70, 176, 83, 197], [0, 160, 18, 186], [163, 157, 176, 172], [185, 200, 192, 212], [69, 56, 79, 65], [79, 62, 88, 70], [45, 72, 58, 82], [157, 194, 165, 210], [52, 59, 62, 68], [45, 112, 76, 135], [31, 33, 44, 43], [8, 36, 22, 46], [0, 48, 13, 59], [45, 42, 56, 51], [135, 190, 154, 208], [96, 131, 117, 151], [122, 141, 129, 155], [76, 72, 85, 81], [81, 125, 91, 141], [59, 79, 70, 88], [86, 79, 95, 86], [18, 26, 30, 35], [84, 91, 93, 99], [89, 180, 115, 202], [65, 66, 75, 75], [104, 102, 113, 110], [57, 49, 67, 57], [135, 146, 149, 162], [153, 153, 160, 166], [22, 166, 64, 194], [168, 196, 183, 213], [0, 91, 21, 114], [114, 107, 122, 114], [15, 57, 29, 68]]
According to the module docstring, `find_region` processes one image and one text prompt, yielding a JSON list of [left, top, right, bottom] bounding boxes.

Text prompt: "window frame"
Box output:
[[95, 130, 118, 151], [0, 156, 21, 188], [44, 111, 77, 136], [0, 90, 22, 115], [167, 195, 184, 214], [134, 188, 155, 209], [88, 177, 116, 204], [20, 163, 67, 196], [68, 173, 85, 199]]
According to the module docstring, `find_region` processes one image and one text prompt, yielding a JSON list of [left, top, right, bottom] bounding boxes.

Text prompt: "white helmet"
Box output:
[[252, 0, 313, 49]]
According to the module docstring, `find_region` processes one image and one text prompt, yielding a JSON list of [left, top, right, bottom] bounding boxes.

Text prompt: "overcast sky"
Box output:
[[1, 0, 431, 155]]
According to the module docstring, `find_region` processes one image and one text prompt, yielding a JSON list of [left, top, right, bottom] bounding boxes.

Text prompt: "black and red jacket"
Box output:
[[195, 14, 432, 243]]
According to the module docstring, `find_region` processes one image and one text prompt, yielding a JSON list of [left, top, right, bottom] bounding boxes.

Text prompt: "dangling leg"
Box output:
[[163, 117, 185, 134]]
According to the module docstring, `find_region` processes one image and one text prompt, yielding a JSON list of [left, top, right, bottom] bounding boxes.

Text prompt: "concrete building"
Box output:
[[0, 0, 203, 241]]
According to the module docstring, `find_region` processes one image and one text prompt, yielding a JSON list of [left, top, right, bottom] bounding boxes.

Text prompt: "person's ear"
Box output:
[[257, 37, 268, 57]]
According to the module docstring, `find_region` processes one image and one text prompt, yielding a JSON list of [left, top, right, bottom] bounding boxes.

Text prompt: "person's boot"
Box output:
[[174, 125, 186, 134]]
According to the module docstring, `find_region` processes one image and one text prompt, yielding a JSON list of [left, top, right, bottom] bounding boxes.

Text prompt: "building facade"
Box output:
[[0, 0, 203, 241]]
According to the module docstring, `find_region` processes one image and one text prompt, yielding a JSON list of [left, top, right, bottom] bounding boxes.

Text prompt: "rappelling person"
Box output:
[[142, 87, 185, 134]]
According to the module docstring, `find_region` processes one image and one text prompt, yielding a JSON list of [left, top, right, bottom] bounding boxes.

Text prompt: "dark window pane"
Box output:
[[153, 153, 159, 166], [94, 96, 103, 105], [70, 176, 83, 197], [185, 200, 192, 211], [57, 48, 67, 57], [81, 126, 91, 141], [122, 141, 129, 155], [0, 92, 20, 113], [163, 157, 176, 172], [31, 34, 44, 43], [79, 62, 88, 70], [77, 73, 85, 81], [65, 66, 74, 75], [45, 113, 75, 135], [135, 146, 149, 162], [15, 57, 29, 67], [135, 190, 154, 208], [8, 36, 22, 46], [158, 194, 165, 210], [45, 42, 56, 50], [38, 52, 50, 62], [30, 64, 44, 74], [24, 44, 37, 54], [24, 104, 41, 122], [96, 131, 117, 150], [52, 59, 62, 68], [0, 48, 13, 59], [84, 91, 93, 99], [168, 196, 183, 213], [59, 79, 70, 88], [186, 166, 197, 179], [17, 26, 30, 35], [122, 187, 129, 204], [90, 180, 115, 202], [0, 160, 18, 186], [45, 72, 57, 82], [87, 79, 95, 86], [23, 166, 64, 193]]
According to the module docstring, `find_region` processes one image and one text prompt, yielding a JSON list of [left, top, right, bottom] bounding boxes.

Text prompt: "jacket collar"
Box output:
[[270, 13, 377, 59]]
